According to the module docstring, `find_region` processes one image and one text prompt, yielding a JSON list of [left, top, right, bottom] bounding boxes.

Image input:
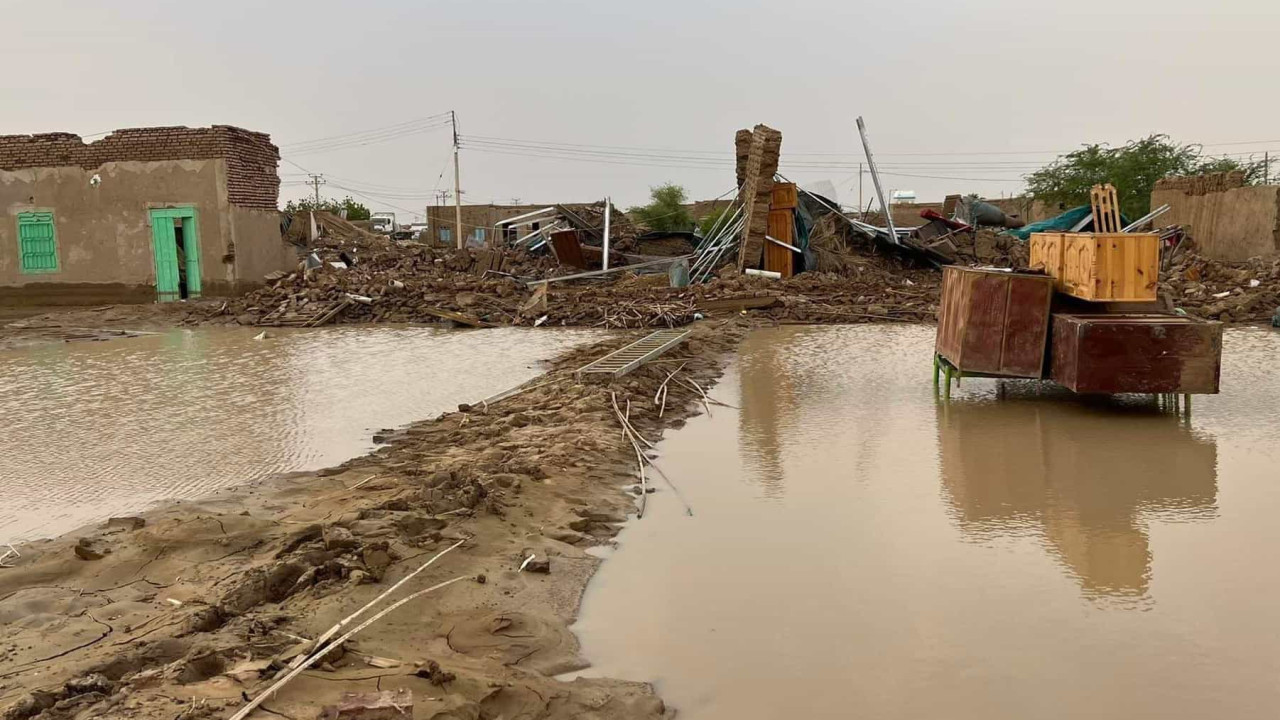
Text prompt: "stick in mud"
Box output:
[[654, 362, 687, 419], [610, 392, 648, 518], [678, 377, 738, 410], [287, 538, 466, 670], [231, 575, 467, 720]]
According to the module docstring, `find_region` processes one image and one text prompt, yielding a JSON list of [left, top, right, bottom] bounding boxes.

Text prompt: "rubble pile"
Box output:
[[225, 243, 559, 326], [1161, 250, 1280, 323], [220, 227, 940, 330], [951, 228, 1029, 268], [283, 210, 388, 251]]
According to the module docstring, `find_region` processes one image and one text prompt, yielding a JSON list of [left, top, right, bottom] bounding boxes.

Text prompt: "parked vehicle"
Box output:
[[370, 212, 397, 234]]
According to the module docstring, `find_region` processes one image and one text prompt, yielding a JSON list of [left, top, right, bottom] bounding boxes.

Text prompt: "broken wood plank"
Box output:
[[419, 307, 496, 328]]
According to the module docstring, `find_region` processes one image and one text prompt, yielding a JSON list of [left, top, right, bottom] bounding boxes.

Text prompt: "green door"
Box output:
[[149, 207, 201, 302]]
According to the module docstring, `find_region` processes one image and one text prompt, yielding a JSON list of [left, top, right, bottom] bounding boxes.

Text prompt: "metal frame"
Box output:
[[576, 329, 691, 378]]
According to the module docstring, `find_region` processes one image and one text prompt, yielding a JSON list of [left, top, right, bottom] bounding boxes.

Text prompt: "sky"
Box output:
[[5, 0, 1280, 220]]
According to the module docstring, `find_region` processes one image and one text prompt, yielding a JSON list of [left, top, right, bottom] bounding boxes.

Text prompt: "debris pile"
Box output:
[[225, 243, 559, 327], [1162, 249, 1280, 323]]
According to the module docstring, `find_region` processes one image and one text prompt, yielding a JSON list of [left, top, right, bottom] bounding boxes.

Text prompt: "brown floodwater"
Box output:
[[0, 325, 597, 545], [572, 324, 1280, 720]]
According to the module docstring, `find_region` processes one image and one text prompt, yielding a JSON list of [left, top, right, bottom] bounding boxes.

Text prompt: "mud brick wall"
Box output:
[[1153, 171, 1246, 197], [1152, 172, 1280, 261], [0, 126, 280, 210], [737, 124, 782, 270], [735, 129, 754, 190]]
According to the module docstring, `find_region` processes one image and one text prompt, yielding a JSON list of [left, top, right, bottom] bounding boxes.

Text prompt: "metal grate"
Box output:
[[576, 328, 691, 379]]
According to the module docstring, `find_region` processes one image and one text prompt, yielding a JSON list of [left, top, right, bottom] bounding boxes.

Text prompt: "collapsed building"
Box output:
[[0, 126, 294, 305]]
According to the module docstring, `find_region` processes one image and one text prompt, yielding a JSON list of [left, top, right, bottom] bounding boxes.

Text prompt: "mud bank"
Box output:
[[0, 322, 744, 720]]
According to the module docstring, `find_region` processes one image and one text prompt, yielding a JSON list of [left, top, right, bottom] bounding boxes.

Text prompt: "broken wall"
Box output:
[[737, 125, 782, 270], [1152, 173, 1280, 262]]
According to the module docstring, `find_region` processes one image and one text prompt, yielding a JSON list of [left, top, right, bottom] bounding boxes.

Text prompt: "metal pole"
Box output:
[[855, 116, 897, 244], [452, 111, 463, 250], [602, 197, 612, 271], [858, 163, 863, 214]]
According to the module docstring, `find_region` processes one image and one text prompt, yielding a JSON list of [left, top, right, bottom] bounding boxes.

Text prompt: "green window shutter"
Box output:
[[16, 212, 59, 273]]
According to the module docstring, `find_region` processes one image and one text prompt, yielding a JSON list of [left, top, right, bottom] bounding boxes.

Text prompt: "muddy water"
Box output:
[[574, 325, 1280, 719], [0, 326, 597, 544]]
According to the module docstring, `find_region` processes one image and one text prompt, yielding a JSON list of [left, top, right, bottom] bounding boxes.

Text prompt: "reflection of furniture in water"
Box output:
[[937, 394, 1217, 597]]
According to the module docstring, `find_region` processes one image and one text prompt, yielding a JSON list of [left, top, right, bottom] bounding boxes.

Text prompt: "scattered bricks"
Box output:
[[318, 690, 413, 720]]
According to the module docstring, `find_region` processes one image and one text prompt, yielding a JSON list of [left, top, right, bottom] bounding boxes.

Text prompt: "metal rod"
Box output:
[[856, 116, 897, 245], [1122, 204, 1171, 232], [766, 235, 801, 253], [496, 206, 556, 229]]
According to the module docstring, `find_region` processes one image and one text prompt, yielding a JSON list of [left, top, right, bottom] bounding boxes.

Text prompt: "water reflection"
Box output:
[[937, 388, 1218, 600], [0, 325, 597, 544]]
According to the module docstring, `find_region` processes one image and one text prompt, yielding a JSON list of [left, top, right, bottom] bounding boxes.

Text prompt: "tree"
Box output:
[[627, 183, 694, 232], [1025, 135, 1267, 218], [697, 204, 733, 236], [283, 196, 371, 221]]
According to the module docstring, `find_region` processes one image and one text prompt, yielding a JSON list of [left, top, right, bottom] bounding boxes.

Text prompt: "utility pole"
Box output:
[[308, 174, 326, 206], [451, 111, 463, 250], [858, 163, 863, 215], [602, 197, 612, 272]]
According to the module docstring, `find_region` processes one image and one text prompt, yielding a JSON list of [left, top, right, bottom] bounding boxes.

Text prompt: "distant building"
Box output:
[[0, 125, 295, 305], [424, 202, 609, 247]]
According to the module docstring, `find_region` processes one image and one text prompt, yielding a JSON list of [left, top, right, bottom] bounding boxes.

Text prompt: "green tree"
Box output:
[[698, 204, 733, 236], [1025, 135, 1267, 218], [283, 196, 371, 221], [627, 183, 694, 232]]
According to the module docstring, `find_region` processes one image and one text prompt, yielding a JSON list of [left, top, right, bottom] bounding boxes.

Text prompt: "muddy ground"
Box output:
[[0, 322, 746, 720]]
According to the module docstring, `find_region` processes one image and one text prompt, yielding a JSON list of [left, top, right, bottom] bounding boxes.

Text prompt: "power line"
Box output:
[[284, 120, 452, 158], [280, 113, 451, 148]]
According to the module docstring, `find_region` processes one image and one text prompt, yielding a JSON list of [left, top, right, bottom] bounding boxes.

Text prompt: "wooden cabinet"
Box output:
[[1030, 232, 1160, 302], [936, 267, 1055, 378], [1051, 314, 1222, 394], [765, 209, 795, 278]]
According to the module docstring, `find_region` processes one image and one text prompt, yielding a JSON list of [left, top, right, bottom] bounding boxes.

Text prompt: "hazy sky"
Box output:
[[6, 1, 1280, 219]]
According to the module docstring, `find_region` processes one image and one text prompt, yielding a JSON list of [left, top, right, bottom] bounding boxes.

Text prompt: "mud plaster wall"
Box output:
[[0, 160, 234, 300], [231, 207, 297, 291], [1150, 184, 1280, 262]]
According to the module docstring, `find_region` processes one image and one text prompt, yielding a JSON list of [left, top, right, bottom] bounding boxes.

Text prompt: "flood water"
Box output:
[[0, 326, 597, 545], [573, 324, 1280, 720]]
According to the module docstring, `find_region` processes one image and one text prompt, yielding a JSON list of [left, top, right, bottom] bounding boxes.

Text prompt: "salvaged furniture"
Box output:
[[1029, 232, 1160, 302], [935, 266, 1055, 379], [1050, 314, 1222, 394]]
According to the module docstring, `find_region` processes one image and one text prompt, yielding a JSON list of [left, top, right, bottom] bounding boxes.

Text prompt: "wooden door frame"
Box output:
[[148, 206, 202, 301]]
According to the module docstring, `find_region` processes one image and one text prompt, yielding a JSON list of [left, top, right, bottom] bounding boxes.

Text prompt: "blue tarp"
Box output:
[[1004, 205, 1131, 241]]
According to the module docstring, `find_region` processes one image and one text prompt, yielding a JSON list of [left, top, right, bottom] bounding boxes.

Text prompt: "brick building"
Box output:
[[0, 125, 295, 305]]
